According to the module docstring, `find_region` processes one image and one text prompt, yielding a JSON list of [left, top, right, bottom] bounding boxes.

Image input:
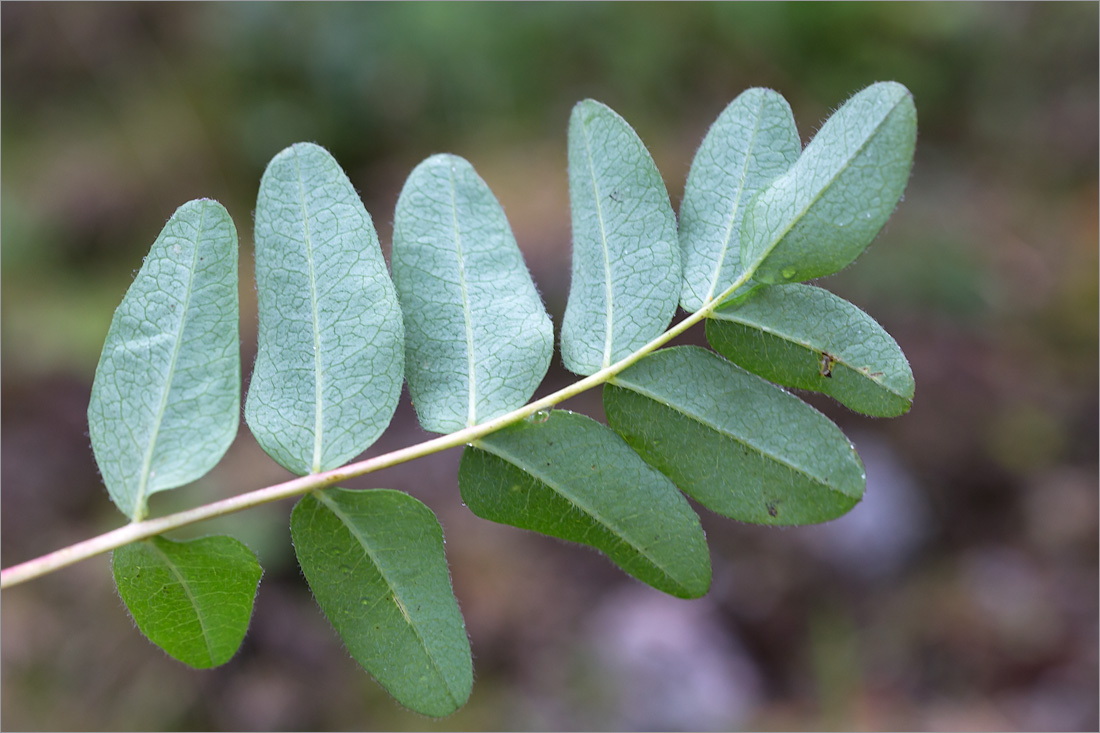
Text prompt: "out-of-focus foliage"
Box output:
[[2, 3, 1096, 731]]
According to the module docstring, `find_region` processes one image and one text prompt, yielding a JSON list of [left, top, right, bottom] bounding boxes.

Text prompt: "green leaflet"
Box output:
[[560, 100, 681, 375], [291, 488, 472, 718], [604, 346, 865, 526], [88, 199, 239, 521], [246, 142, 404, 476], [741, 81, 917, 284], [459, 410, 711, 599], [113, 535, 262, 669], [679, 88, 801, 311], [392, 154, 553, 434], [706, 284, 914, 417]]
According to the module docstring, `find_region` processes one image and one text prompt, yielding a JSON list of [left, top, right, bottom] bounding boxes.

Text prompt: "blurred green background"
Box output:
[[2, 3, 1096, 731]]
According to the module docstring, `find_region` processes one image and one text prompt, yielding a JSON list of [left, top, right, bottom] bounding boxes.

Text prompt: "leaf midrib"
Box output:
[[749, 92, 906, 270], [473, 439, 689, 590], [292, 147, 326, 474], [706, 94, 766, 304], [132, 203, 206, 521], [579, 113, 616, 368], [710, 312, 909, 397], [146, 539, 217, 666], [611, 377, 860, 498], [312, 491, 460, 708], [447, 162, 479, 427]]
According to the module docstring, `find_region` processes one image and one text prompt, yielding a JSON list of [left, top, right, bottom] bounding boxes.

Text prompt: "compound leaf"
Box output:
[[707, 283, 914, 416], [459, 410, 710, 599], [88, 199, 239, 521], [392, 154, 553, 433], [291, 488, 472, 718], [246, 142, 403, 476], [560, 100, 680, 375], [604, 346, 864, 525], [680, 88, 801, 311], [113, 534, 262, 669], [741, 81, 917, 284]]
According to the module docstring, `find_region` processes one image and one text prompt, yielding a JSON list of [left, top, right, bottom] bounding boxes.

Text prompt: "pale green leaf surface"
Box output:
[[246, 143, 403, 476], [679, 88, 801, 311], [707, 284, 914, 416], [741, 81, 917, 284], [113, 534, 262, 669], [392, 154, 553, 433], [291, 488, 472, 717], [604, 346, 865, 525], [459, 410, 710, 598], [561, 100, 681, 375], [88, 199, 239, 520]]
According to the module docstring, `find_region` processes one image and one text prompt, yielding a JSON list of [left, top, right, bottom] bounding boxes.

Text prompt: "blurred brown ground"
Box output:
[[2, 3, 1097, 731]]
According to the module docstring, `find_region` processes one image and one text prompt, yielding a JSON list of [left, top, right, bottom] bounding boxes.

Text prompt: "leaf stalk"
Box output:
[[0, 273, 751, 590]]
